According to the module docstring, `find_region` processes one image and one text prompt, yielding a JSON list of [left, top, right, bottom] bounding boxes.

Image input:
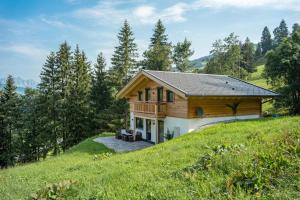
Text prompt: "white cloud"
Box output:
[[195, 0, 300, 10], [133, 3, 188, 24], [73, 1, 128, 24], [0, 45, 48, 61], [133, 5, 155, 22], [73, 1, 189, 25], [161, 3, 188, 22], [40, 17, 70, 28]]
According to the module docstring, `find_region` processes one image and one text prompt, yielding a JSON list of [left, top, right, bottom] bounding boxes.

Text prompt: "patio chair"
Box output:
[[115, 129, 122, 139], [135, 131, 142, 141]]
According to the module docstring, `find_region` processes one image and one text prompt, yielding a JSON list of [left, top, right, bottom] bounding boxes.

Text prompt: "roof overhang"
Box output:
[[116, 70, 188, 99]]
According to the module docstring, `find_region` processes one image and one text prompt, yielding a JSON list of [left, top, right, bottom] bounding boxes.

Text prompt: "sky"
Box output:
[[0, 0, 300, 81]]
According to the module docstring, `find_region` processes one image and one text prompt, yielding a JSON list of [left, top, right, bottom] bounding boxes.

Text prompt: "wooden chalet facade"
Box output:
[[117, 70, 279, 144]]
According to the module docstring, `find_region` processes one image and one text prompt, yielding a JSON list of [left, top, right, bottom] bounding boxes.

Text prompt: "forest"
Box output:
[[1, 19, 299, 168]]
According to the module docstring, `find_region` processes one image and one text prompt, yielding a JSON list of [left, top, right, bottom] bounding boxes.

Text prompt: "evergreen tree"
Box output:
[[172, 38, 194, 72], [18, 88, 44, 162], [241, 37, 255, 73], [0, 75, 19, 167], [292, 23, 300, 34], [273, 19, 289, 47], [142, 19, 172, 71], [56, 41, 72, 151], [66, 45, 92, 146], [90, 53, 112, 132], [110, 20, 138, 90], [255, 42, 262, 60], [261, 26, 272, 55], [264, 30, 300, 114], [39, 52, 61, 155], [91, 52, 112, 112]]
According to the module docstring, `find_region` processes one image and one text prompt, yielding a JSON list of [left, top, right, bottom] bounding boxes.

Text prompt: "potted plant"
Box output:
[[164, 128, 174, 141]]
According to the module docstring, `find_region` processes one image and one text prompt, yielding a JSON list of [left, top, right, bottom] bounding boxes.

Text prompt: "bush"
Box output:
[[164, 128, 174, 140], [28, 180, 78, 200], [226, 131, 300, 198]]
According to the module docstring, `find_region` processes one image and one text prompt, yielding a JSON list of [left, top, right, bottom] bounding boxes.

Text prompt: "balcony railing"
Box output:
[[133, 101, 167, 117]]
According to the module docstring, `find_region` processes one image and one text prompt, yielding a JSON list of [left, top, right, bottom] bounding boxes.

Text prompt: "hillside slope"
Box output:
[[0, 117, 299, 199]]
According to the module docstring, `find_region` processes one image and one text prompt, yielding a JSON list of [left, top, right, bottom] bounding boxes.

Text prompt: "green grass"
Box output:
[[249, 65, 271, 90], [0, 117, 300, 199]]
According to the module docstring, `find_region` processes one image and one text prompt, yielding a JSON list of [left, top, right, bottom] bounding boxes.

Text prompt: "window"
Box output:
[[136, 117, 143, 129], [145, 88, 151, 101], [166, 90, 174, 102], [157, 87, 163, 102], [138, 91, 143, 101], [196, 107, 204, 117]]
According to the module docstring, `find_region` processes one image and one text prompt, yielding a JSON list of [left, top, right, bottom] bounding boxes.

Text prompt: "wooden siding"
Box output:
[[166, 95, 188, 118], [127, 77, 262, 119], [128, 79, 188, 118], [187, 97, 261, 118]]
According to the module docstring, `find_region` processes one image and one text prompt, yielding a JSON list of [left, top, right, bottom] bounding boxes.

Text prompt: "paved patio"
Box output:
[[93, 136, 153, 152]]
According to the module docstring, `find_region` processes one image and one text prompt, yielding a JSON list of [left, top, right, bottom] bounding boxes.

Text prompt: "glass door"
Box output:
[[146, 119, 151, 141]]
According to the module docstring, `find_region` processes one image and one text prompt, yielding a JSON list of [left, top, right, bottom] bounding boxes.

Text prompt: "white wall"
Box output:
[[164, 115, 260, 137]]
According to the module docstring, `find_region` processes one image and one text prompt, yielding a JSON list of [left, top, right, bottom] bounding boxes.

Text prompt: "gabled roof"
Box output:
[[117, 70, 280, 99]]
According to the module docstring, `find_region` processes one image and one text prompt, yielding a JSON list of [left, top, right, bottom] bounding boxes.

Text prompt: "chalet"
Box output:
[[117, 70, 279, 144]]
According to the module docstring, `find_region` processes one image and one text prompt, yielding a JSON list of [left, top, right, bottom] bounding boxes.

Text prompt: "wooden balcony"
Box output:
[[133, 101, 167, 118]]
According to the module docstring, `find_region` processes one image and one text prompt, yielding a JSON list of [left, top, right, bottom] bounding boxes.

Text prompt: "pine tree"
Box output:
[[241, 37, 255, 73], [91, 52, 112, 112], [292, 23, 300, 34], [18, 88, 43, 162], [261, 26, 272, 55], [142, 19, 172, 71], [264, 30, 300, 114], [56, 41, 72, 151], [255, 42, 262, 60], [172, 38, 194, 72], [39, 52, 61, 155], [273, 19, 289, 47], [110, 20, 138, 90], [90, 53, 112, 132], [0, 75, 19, 167], [66, 45, 92, 146]]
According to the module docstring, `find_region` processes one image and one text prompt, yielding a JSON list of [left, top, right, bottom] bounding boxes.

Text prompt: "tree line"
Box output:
[[204, 19, 298, 79], [204, 19, 300, 115], [0, 19, 194, 168]]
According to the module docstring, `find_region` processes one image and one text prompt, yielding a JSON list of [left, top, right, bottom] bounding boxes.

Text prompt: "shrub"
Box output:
[[226, 131, 300, 198], [28, 180, 78, 200], [164, 128, 174, 140], [93, 152, 113, 161]]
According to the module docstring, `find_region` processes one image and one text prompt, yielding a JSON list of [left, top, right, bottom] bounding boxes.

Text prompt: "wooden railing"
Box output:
[[133, 101, 167, 117]]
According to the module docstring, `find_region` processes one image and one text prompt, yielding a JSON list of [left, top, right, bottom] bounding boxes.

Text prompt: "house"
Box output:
[[117, 70, 279, 144]]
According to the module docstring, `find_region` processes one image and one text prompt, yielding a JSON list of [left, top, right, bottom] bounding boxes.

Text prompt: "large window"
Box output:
[[138, 91, 143, 101], [145, 88, 151, 101], [166, 90, 174, 102], [136, 117, 143, 129]]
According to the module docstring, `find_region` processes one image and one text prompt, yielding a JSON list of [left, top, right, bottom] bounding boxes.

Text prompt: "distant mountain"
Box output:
[[190, 55, 212, 69], [0, 77, 38, 94]]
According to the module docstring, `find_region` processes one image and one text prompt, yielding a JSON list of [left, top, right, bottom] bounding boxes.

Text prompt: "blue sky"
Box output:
[[0, 0, 300, 81]]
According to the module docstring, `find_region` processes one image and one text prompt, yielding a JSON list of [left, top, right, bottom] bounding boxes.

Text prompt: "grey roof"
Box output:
[[143, 70, 279, 97]]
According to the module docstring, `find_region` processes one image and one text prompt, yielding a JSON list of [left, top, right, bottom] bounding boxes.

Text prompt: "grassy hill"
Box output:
[[249, 65, 270, 89], [248, 65, 286, 115], [0, 117, 299, 199]]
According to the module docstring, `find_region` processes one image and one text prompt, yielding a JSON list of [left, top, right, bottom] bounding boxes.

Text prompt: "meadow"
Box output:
[[0, 116, 299, 199]]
